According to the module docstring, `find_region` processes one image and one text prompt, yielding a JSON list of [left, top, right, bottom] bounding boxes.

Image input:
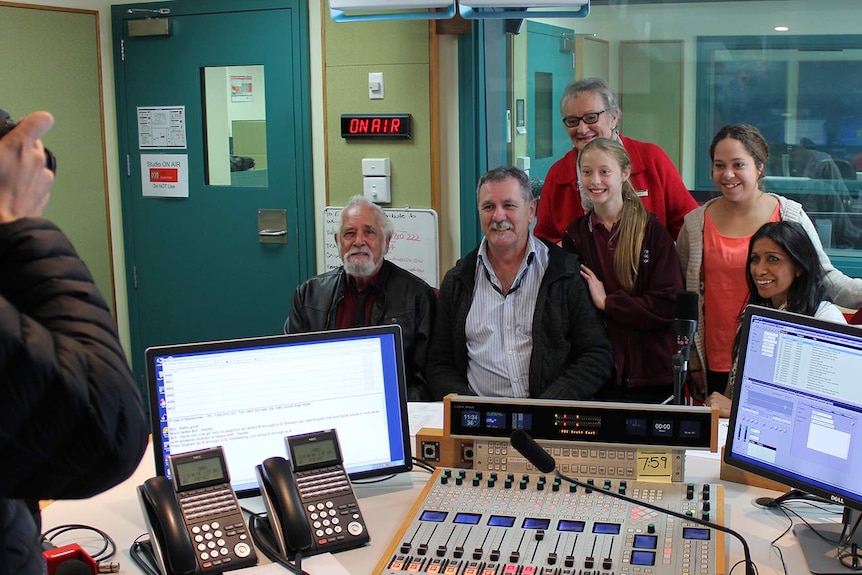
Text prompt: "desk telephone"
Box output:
[[138, 446, 257, 575], [256, 429, 370, 560]]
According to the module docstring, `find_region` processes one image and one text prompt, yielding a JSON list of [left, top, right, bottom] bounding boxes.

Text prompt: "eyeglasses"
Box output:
[[561, 109, 607, 128]]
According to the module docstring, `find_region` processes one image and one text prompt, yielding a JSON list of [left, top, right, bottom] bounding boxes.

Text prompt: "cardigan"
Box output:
[[677, 193, 862, 391]]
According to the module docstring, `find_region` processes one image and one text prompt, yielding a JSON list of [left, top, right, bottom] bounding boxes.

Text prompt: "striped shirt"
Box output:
[[466, 235, 550, 397]]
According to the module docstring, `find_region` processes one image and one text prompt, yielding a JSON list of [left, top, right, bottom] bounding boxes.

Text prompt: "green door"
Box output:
[[526, 21, 575, 182], [112, 0, 313, 396]]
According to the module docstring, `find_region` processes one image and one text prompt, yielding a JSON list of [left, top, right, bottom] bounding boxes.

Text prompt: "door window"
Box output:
[[203, 64, 268, 187]]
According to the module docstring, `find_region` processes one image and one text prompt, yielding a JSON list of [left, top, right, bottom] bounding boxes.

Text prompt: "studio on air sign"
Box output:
[[141, 154, 189, 198]]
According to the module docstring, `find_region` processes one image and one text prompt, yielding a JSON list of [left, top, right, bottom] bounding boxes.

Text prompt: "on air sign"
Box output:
[[141, 154, 189, 198]]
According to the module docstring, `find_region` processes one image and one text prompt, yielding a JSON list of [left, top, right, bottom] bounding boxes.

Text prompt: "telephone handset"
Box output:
[[255, 456, 312, 559], [256, 429, 370, 559], [138, 446, 258, 575]]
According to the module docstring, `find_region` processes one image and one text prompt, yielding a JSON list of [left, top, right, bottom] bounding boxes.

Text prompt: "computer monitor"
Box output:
[[146, 325, 412, 497], [725, 305, 862, 574]]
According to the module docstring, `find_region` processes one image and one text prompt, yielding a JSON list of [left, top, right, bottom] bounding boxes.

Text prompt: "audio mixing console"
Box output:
[[374, 468, 725, 575]]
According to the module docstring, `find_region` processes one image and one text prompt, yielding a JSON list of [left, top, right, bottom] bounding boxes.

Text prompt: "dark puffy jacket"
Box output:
[[427, 239, 613, 400], [0, 218, 148, 574], [286, 260, 436, 401]]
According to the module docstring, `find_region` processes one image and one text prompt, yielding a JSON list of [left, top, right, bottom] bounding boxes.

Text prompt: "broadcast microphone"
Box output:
[[672, 290, 699, 405], [510, 428, 556, 473], [509, 430, 756, 575]]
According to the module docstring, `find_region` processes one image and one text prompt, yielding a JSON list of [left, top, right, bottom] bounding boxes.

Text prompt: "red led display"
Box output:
[[341, 114, 412, 139]]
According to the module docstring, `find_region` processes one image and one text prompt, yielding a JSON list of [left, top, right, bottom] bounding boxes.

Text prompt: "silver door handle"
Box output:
[[258, 209, 287, 244]]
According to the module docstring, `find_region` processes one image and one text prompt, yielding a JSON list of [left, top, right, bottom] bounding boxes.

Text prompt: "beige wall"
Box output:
[[323, 15, 433, 208], [2, 0, 324, 356], [6, 0, 458, 356], [1, 4, 113, 311]]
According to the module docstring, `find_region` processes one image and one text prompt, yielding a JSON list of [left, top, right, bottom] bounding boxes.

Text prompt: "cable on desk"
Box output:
[[783, 504, 844, 544], [245, 509, 311, 575], [352, 473, 397, 484], [41, 523, 118, 571], [411, 457, 436, 473], [768, 504, 795, 575], [728, 557, 759, 575], [768, 497, 848, 575], [837, 509, 862, 570], [841, 508, 862, 547], [129, 534, 161, 575]]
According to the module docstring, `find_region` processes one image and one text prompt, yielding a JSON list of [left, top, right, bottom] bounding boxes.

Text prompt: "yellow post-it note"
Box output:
[[636, 449, 673, 483]]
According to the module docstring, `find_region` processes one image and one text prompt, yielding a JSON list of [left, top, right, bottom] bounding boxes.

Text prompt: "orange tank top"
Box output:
[[702, 204, 780, 371]]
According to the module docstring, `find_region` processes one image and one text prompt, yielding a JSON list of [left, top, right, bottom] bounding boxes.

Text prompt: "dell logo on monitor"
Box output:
[[831, 495, 845, 505]]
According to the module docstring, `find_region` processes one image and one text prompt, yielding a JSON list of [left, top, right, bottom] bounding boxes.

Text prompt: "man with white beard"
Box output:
[[286, 195, 436, 400]]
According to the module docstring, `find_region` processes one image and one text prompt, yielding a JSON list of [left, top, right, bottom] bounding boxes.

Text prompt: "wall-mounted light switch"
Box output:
[[369, 72, 384, 100]]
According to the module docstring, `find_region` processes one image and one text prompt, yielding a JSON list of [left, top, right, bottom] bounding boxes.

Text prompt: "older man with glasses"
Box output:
[[534, 77, 697, 243]]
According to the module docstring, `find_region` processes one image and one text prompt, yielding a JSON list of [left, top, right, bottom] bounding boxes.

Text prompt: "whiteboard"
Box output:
[[323, 207, 440, 288]]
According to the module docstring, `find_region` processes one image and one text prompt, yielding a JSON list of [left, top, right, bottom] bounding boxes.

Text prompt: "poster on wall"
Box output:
[[137, 106, 187, 149], [140, 154, 189, 198], [231, 75, 253, 102]]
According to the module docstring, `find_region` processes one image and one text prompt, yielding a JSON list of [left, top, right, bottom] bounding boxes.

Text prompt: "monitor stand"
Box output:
[[794, 510, 862, 575]]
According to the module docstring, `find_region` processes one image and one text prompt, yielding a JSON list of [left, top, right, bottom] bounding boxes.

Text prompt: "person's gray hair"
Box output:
[[475, 166, 533, 204], [559, 77, 620, 119], [341, 195, 394, 240]]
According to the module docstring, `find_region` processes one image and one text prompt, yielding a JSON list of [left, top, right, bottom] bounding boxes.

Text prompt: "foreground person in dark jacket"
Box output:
[[0, 111, 148, 574], [286, 195, 436, 401], [427, 166, 613, 400]]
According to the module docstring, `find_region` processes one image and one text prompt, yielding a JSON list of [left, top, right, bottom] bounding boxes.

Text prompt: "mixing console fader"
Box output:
[[374, 468, 725, 575]]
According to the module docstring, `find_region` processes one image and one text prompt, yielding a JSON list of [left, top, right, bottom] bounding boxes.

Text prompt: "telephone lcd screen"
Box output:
[[146, 325, 412, 497], [291, 438, 338, 468], [174, 456, 226, 489]]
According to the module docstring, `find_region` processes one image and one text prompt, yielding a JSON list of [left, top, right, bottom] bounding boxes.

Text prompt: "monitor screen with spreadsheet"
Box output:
[[725, 305, 862, 512], [146, 325, 412, 497]]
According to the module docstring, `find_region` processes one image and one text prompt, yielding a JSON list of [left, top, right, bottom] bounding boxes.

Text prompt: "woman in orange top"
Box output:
[[677, 124, 862, 399]]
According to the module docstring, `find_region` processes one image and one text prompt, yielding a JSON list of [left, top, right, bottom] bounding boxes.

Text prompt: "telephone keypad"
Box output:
[[295, 465, 369, 552], [178, 486, 254, 570]]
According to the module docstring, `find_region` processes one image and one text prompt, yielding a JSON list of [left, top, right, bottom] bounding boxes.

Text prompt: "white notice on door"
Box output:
[[137, 105, 187, 149], [141, 154, 189, 198]]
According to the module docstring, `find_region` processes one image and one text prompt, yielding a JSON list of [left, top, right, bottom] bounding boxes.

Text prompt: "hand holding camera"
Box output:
[[0, 110, 56, 224]]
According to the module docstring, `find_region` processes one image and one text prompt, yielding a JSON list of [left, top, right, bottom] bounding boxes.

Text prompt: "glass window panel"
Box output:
[[489, 1, 862, 277], [202, 65, 267, 188], [534, 72, 553, 160]]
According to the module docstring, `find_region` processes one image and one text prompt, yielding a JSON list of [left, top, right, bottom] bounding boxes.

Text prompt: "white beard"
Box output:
[[343, 250, 379, 277]]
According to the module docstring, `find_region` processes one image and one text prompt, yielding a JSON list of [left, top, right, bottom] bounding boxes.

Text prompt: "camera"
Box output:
[[0, 109, 57, 174]]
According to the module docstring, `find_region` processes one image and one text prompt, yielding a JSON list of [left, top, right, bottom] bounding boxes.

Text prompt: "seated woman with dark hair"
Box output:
[[705, 220, 846, 417]]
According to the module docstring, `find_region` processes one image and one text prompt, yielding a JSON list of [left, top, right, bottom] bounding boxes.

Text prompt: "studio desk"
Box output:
[[42, 397, 839, 575]]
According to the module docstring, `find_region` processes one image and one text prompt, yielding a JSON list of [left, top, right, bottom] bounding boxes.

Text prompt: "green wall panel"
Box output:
[[0, 6, 112, 312], [325, 17, 432, 209]]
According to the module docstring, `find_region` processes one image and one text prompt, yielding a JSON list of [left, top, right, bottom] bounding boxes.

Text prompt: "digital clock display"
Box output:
[[341, 114, 412, 139]]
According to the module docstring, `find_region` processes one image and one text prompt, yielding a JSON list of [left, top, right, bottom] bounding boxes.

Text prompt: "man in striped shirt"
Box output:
[[427, 166, 612, 399]]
